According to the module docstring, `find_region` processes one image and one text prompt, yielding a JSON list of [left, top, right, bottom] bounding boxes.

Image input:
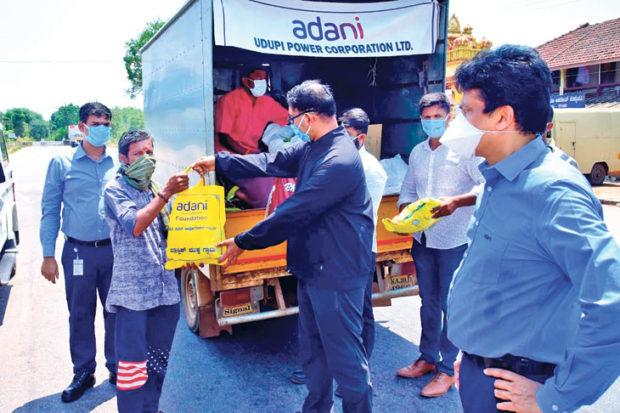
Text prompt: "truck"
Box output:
[[551, 108, 620, 185], [66, 124, 85, 147], [141, 0, 449, 337]]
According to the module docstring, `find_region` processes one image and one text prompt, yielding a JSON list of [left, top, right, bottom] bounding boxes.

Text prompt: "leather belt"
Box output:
[[66, 236, 111, 248], [464, 352, 556, 376]]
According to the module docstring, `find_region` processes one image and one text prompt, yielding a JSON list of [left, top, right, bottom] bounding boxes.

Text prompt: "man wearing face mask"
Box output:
[[104, 130, 188, 412], [443, 45, 620, 413], [214, 67, 288, 155], [395, 92, 484, 398], [193, 80, 374, 413], [40, 102, 117, 402], [289, 108, 387, 390]]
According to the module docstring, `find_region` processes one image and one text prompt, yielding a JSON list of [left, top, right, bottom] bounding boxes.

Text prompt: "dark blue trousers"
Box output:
[[298, 280, 372, 413], [61, 239, 115, 374], [115, 304, 179, 413], [459, 353, 554, 413], [361, 252, 377, 360], [412, 239, 466, 376]]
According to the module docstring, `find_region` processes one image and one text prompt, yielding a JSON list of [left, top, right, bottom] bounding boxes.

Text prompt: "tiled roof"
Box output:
[[586, 87, 620, 108], [537, 17, 620, 70]]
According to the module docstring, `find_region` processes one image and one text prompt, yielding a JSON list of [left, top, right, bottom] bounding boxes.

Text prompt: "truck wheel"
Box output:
[[589, 163, 607, 186], [181, 268, 200, 333]]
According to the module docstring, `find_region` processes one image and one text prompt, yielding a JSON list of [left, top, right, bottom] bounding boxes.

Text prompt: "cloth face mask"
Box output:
[[121, 154, 156, 191]]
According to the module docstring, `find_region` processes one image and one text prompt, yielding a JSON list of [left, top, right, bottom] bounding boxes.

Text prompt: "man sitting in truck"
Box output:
[[214, 67, 288, 208], [193, 80, 374, 413]]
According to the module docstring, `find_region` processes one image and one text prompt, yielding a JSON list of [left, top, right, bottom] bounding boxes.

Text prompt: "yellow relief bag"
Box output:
[[382, 198, 442, 234], [165, 170, 226, 270]]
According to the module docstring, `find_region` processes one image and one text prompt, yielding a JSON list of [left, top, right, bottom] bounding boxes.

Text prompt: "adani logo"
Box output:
[[292, 16, 364, 42]]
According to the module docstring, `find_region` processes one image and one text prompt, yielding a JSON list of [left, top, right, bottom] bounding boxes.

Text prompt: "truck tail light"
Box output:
[[220, 288, 251, 307]]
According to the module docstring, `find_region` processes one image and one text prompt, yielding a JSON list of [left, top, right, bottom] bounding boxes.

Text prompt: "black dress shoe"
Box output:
[[109, 372, 117, 385], [61, 372, 95, 403], [289, 369, 306, 385]]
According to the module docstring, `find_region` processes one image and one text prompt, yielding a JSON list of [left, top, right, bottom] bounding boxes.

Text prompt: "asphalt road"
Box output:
[[1, 145, 620, 412]]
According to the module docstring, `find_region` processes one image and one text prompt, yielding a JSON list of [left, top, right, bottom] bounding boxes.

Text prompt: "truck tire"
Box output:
[[181, 268, 200, 333], [589, 163, 607, 186]]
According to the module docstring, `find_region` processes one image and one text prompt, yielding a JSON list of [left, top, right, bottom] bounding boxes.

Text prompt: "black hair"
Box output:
[[455, 44, 553, 134], [286, 80, 337, 117], [339, 107, 370, 134], [79, 102, 112, 123], [419, 92, 451, 115], [118, 130, 152, 156]]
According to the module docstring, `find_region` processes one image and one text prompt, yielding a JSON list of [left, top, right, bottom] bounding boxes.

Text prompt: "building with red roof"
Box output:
[[537, 17, 620, 107]]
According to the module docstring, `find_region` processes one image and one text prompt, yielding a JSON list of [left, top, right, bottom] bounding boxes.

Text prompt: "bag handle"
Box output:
[[184, 165, 206, 186]]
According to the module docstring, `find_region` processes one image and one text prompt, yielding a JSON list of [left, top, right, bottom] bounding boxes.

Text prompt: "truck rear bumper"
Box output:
[[216, 286, 419, 327]]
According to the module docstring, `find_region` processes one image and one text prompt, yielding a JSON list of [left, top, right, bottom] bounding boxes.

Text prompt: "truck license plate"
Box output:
[[222, 303, 253, 317], [388, 275, 414, 290]]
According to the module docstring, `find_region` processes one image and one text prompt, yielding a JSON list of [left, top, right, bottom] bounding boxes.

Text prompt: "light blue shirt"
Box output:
[[447, 138, 620, 413], [40, 144, 115, 257]]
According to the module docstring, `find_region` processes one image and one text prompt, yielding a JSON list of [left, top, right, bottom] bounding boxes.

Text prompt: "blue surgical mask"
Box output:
[[421, 117, 448, 138], [291, 115, 311, 142], [350, 134, 362, 150], [85, 125, 111, 147]]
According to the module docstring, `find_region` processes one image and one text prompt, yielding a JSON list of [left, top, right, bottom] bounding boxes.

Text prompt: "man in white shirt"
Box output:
[[396, 93, 483, 397], [340, 108, 387, 360]]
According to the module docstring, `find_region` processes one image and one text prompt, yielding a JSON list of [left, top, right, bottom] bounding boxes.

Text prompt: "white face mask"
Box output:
[[249, 79, 267, 97], [439, 112, 487, 159]]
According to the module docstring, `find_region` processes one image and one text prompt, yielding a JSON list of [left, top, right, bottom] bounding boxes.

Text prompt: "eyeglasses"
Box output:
[[288, 110, 315, 125]]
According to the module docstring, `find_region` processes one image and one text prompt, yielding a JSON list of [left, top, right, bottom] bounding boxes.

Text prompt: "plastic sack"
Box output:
[[382, 198, 442, 234], [261, 123, 305, 153], [165, 176, 226, 270], [380, 155, 409, 195]]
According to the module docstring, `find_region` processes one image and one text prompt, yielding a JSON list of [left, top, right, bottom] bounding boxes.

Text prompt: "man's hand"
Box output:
[[484, 368, 543, 413], [454, 356, 462, 390], [216, 238, 245, 266], [162, 172, 189, 197], [41, 257, 59, 284], [432, 196, 459, 218], [192, 156, 216, 177]]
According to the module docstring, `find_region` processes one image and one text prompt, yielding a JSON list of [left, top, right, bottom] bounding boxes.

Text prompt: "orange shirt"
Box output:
[[214, 87, 288, 154]]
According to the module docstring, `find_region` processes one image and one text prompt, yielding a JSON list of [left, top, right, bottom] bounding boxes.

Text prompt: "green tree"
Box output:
[[110, 106, 145, 142], [30, 119, 50, 140], [124, 19, 165, 99], [50, 104, 80, 141], [3, 108, 32, 138]]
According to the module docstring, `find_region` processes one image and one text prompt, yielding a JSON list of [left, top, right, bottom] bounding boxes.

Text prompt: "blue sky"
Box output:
[[1, 0, 618, 120]]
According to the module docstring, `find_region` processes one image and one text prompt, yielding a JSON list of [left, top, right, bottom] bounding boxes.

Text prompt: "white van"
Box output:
[[0, 124, 19, 284], [552, 108, 620, 185]]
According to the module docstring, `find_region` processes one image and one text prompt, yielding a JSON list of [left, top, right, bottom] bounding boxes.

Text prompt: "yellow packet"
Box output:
[[382, 198, 442, 234], [165, 169, 226, 269]]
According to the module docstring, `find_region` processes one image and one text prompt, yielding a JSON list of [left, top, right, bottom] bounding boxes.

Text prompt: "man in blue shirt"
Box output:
[[442, 45, 620, 413], [40, 102, 117, 402], [104, 130, 188, 413], [193, 80, 374, 413]]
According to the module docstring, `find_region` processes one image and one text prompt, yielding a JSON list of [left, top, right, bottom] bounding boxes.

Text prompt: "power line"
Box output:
[[0, 60, 118, 64]]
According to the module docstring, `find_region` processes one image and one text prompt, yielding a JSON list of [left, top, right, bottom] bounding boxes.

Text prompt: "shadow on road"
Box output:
[[0, 284, 12, 325], [12, 382, 115, 413], [159, 307, 463, 413]]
